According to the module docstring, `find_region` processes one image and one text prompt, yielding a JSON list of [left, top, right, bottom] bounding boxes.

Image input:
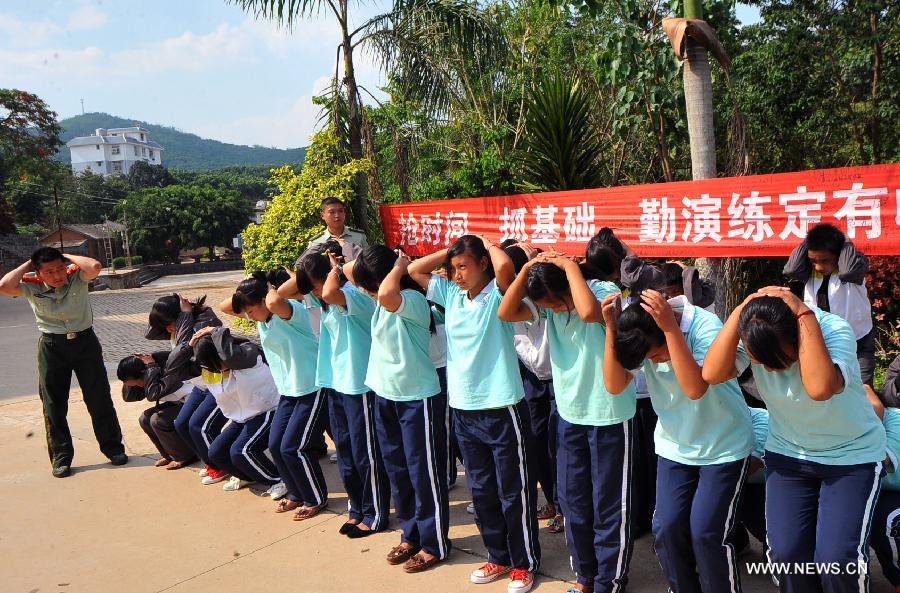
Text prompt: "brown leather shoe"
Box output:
[[386, 544, 419, 565], [403, 553, 441, 573]]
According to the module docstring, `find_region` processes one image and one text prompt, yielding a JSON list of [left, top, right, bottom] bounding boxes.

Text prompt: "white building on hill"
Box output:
[[67, 127, 164, 176]]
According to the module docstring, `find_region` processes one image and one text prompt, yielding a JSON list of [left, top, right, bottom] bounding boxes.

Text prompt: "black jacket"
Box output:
[[783, 240, 869, 285]]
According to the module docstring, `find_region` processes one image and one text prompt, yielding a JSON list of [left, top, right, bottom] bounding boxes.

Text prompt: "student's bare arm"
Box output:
[[407, 249, 448, 290], [266, 288, 294, 320]]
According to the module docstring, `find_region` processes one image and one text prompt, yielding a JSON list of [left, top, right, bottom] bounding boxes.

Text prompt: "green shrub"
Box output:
[[112, 256, 127, 269], [131, 255, 143, 265]]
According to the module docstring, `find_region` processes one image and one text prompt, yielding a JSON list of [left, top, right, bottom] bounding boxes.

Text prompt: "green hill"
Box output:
[[56, 112, 306, 170]]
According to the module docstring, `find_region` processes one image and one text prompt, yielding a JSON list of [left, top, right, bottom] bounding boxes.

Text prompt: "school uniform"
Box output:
[[871, 407, 900, 588], [317, 284, 390, 531], [156, 308, 227, 469], [262, 300, 327, 507], [732, 407, 768, 547], [132, 350, 197, 463], [205, 330, 280, 484], [428, 276, 540, 571], [541, 280, 636, 593], [514, 300, 557, 508], [751, 309, 886, 593], [631, 371, 658, 537], [784, 241, 875, 385], [367, 290, 450, 559], [429, 308, 459, 486], [642, 297, 754, 593]]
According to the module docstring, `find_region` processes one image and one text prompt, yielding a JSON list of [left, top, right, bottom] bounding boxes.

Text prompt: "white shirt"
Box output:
[[158, 382, 195, 404], [802, 274, 872, 340], [514, 300, 552, 381], [206, 356, 279, 422]]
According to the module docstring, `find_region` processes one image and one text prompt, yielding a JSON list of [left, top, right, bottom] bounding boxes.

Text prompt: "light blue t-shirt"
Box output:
[[366, 290, 440, 401], [541, 280, 635, 426], [748, 308, 886, 465], [747, 407, 769, 484], [882, 408, 900, 491], [427, 276, 524, 410], [642, 298, 754, 465], [316, 283, 375, 395], [258, 299, 319, 397]]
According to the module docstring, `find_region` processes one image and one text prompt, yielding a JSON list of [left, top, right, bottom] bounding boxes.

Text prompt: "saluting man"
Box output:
[[0, 247, 127, 478], [307, 197, 369, 261]]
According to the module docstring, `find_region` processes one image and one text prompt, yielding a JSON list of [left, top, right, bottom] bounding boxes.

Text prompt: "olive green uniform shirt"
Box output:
[[19, 272, 94, 334], [307, 227, 369, 261]]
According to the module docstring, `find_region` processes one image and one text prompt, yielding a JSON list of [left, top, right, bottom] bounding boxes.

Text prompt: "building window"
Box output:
[[111, 146, 120, 155], [142, 147, 147, 156], [134, 146, 140, 156], [96, 145, 100, 150], [96, 161, 102, 167], [140, 133, 145, 141], [112, 162, 123, 173]]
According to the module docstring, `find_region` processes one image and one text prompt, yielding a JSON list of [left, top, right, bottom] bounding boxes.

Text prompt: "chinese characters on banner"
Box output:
[[380, 164, 900, 257]]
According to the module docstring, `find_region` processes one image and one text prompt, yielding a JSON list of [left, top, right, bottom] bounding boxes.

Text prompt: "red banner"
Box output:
[[379, 164, 900, 257]]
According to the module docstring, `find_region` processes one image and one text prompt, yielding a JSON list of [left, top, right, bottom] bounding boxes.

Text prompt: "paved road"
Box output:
[[0, 295, 40, 399]]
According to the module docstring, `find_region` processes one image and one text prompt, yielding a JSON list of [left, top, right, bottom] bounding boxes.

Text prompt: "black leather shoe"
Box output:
[[109, 453, 129, 466], [52, 465, 71, 478], [345, 525, 377, 539]]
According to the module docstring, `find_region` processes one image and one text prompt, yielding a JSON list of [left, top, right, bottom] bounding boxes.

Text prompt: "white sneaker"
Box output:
[[466, 502, 475, 514], [470, 562, 511, 584], [507, 569, 534, 593], [329, 452, 338, 463], [266, 481, 288, 499], [222, 476, 251, 491]]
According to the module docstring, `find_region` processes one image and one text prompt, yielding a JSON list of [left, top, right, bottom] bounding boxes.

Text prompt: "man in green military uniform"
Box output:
[[307, 197, 369, 260], [0, 247, 126, 478]]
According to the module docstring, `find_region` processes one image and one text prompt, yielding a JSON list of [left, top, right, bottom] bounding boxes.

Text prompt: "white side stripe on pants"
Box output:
[[612, 419, 633, 593], [856, 461, 882, 593], [722, 456, 750, 593], [887, 508, 900, 574], [296, 390, 326, 505], [423, 397, 448, 559], [362, 392, 384, 529], [509, 405, 538, 572], [242, 410, 278, 481]]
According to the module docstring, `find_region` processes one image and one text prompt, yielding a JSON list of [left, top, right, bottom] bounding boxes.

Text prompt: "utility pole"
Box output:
[[122, 201, 132, 268], [80, 98, 85, 115], [53, 185, 64, 250]]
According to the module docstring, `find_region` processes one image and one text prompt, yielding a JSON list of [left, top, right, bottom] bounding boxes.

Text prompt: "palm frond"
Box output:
[[229, 0, 330, 27]]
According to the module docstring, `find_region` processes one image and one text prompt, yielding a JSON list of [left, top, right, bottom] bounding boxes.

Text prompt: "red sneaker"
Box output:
[[201, 468, 228, 485], [470, 562, 511, 584]]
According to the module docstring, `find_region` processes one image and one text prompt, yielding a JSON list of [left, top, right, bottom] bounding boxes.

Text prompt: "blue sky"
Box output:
[[1, 1, 760, 149]]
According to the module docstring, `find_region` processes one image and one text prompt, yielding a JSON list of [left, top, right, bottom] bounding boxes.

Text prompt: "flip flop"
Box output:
[[275, 499, 301, 513], [292, 503, 326, 521]]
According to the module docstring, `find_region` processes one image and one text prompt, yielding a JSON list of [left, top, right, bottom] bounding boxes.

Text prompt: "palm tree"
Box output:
[[232, 0, 504, 231]]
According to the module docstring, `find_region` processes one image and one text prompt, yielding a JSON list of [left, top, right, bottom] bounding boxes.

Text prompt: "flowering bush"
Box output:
[[867, 256, 900, 388]]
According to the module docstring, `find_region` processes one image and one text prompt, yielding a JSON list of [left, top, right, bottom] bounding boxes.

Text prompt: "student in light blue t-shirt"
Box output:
[[221, 270, 328, 519], [347, 245, 449, 574], [602, 287, 753, 593], [285, 241, 390, 538], [498, 250, 636, 593], [704, 286, 886, 593], [408, 235, 539, 593]]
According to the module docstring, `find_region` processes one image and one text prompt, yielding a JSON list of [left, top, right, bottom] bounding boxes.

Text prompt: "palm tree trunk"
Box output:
[[682, 1, 726, 316], [341, 22, 369, 232]]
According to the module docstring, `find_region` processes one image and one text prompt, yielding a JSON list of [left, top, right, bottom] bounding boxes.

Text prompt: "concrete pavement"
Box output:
[[0, 272, 890, 592]]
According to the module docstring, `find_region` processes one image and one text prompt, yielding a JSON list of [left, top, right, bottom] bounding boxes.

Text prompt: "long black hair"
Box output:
[[614, 300, 665, 370], [446, 235, 494, 279], [584, 227, 626, 282], [149, 294, 209, 331], [353, 245, 423, 295], [296, 239, 343, 296], [232, 271, 275, 314], [738, 296, 799, 370]]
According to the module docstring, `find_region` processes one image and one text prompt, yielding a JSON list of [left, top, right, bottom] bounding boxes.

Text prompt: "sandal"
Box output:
[[387, 544, 419, 565], [403, 552, 440, 573], [154, 457, 172, 467], [537, 503, 556, 520], [165, 460, 189, 470], [275, 499, 301, 513], [292, 503, 326, 521], [548, 514, 564, 533]]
